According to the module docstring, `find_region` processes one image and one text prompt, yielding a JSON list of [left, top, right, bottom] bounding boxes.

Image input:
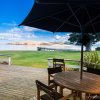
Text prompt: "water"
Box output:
[[0, 44, 37, 51], [0, 44, 96, 51]]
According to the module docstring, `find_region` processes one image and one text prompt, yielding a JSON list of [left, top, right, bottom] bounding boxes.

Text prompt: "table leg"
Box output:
[[79, 92, 82, 100], [59, 86, 63, 95], [72, 91, 77, 100], [85, 93, 88, 100], [76, 91, 83, 100], [73, 95, 76, 100]]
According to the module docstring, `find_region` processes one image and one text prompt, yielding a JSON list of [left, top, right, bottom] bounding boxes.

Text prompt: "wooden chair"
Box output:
[[85, 68, 100, 100], [47, 66, 65, 94], [89, 95, 100, 100], [36, 80, 73, 100], [91, 97, 100, 100], [47, 67, 62, 91], [53, 58, 65, 71]]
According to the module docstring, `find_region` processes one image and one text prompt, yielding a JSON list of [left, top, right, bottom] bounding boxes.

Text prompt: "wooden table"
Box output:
[[54, 71, 100, 99]]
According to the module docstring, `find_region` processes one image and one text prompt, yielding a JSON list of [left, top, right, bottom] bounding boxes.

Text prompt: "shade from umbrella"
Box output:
[[20, 0, 100, 79]]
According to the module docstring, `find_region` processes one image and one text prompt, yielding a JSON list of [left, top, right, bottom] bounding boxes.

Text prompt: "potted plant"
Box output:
[[83, 51, 100, 75]]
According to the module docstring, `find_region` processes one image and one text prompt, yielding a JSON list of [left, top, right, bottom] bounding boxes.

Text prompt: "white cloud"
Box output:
[[0, 22, 52, 42], [22, 26, 37, 32], [0, 32, 22, 41], [0, 22, 72, 43], [95, 41, 100, 45], [0, 26, 37, 41], [8, 27, 22, 33], [54, 33, 71, 42], [55, 35, 61, 40], [1, 22, 17, 27]]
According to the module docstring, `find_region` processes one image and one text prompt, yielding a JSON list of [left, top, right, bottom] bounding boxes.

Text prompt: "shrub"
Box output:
[[83, 51, 100, 69], [96, 47, 100, 51]]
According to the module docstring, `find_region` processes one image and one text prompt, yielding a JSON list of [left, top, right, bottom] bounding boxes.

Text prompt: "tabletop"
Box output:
[[54, 71, 100, 95]]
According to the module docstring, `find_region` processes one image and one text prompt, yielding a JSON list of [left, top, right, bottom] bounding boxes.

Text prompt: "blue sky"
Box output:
[[0, 0, 99, 47], [0, 0, 69, 43]]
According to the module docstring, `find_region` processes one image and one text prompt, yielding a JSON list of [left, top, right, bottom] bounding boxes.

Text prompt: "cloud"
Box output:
[[55, 35, 61, 40], [0, 22, 72, 43], [0, 26, 37, 41], [22, 26, 37, 32], [0, 22, 52, 42], [20, 26, 47, 32], [54, 33, 70, 42], [95, 41, 100, 45], [1, 22, 17, 27]]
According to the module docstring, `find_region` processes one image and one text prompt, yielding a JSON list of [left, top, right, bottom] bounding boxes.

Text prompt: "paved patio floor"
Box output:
[[0, 64, 83, 100], [0, 64, 49, 100]]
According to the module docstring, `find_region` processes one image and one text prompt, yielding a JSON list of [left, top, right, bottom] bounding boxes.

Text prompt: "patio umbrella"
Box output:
[[20, 0, 100, 79]]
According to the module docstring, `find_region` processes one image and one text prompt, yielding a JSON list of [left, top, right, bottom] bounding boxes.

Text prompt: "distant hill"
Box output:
[[7, 40, 65, 46]]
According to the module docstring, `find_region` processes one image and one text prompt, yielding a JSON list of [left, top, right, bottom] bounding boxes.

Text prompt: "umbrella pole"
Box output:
[[80, 26, 84, 80], [67, 3, 84, 80], [80, 43, 83, 80]]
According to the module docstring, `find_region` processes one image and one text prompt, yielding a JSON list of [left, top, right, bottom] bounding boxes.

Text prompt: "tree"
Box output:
[[68, 33, 100, 51]]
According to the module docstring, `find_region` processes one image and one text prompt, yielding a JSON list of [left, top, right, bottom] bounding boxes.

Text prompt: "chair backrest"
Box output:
[[47, 67, 62, 86], [90, 96, 100, 100], [48, 66, 62, 75], [36, 80, 54, 95], [36, 80, 63, 100], [53, 58, 65, 71]]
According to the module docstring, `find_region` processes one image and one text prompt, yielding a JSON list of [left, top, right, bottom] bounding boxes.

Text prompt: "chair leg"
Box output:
[[73, 95, 76, 100], [71, 91, 76, 100], [63, 66, 65, 71], [85, 93, 89, 100], [37, 88, 40, 100], [48, 75, 50, 85], [54, 85, 57, 92]]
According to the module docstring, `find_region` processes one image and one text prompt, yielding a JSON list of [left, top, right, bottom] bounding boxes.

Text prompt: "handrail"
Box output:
[[48, 58, 100, 67], [48, 58, 80, 63], [0, 54, 11, 57], [0, 54, 11, 66]]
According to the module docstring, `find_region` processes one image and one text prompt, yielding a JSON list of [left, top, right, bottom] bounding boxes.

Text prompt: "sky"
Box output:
[[0, 0, 99, 47], [0, 0, 69, 43]]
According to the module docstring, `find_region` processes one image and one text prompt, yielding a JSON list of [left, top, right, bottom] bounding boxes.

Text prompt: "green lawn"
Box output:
[[0, 51, 99, 68]]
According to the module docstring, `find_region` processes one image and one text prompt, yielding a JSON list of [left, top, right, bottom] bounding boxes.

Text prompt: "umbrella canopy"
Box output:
[[36, 0, 100, 4], [20, 0, 100, 33], [20, 0, 100, 79]]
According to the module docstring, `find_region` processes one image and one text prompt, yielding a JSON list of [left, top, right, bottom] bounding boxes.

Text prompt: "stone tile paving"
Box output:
[[0, 64, 83, 100], [0, 65, 48, 100]]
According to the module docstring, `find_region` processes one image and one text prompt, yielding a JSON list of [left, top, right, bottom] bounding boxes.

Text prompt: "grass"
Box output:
[[0, 51, 99, 68]]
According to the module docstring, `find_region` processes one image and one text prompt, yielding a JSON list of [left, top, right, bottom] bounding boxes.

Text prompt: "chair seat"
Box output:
[[41, 94, 53, 100], [49, 79, 55, 83], [91, 96, 100, 100], [41, 92, 63, 100]]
